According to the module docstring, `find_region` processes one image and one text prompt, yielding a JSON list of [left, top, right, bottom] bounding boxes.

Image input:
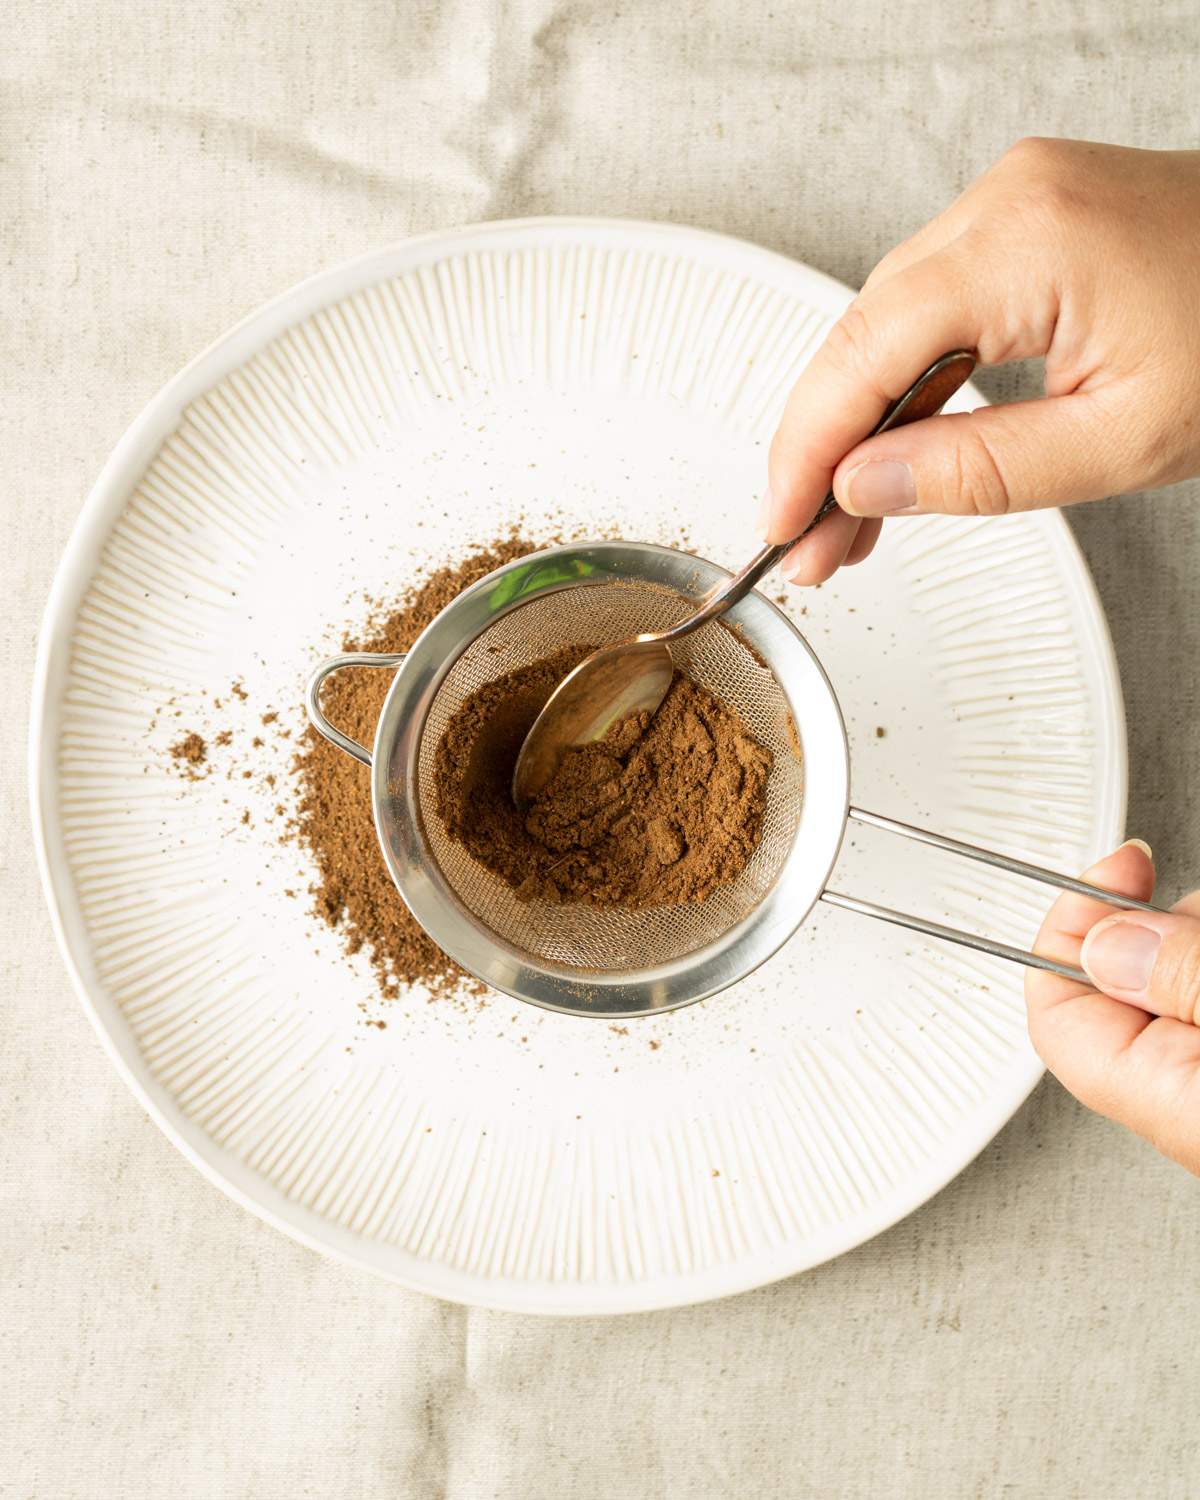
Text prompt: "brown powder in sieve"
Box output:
[[434, 655, 772, 907], [293, 535, 540, 998]]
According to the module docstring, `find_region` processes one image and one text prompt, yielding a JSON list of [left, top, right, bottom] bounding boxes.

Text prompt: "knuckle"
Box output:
[[991, 138, 1088, 237], [821, 304, 878, 380], [938, 424, 1014, 517], [1000, 135, 1067, 178], [863, 223, 934, 290], [1153, 935, 1200, 1025]]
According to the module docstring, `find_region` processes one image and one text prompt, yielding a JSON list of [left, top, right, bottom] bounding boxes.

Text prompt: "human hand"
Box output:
[[1027, 841, 1200, 1175], [761, 138, 1200, 584]]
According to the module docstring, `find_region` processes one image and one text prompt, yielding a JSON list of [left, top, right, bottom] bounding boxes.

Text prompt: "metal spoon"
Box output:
[[511, 349, 977, 814]]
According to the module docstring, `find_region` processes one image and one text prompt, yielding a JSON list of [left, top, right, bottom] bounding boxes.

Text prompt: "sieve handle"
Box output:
[[305, 653, 408, 768], [821, 806, 1166, 985]]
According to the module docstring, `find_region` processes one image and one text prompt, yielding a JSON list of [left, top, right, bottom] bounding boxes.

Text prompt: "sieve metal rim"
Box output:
[[363, 541, 851, 1018]]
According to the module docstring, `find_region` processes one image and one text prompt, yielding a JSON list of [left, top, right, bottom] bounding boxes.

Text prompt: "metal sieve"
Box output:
[[307, 541, 1161, 1018]]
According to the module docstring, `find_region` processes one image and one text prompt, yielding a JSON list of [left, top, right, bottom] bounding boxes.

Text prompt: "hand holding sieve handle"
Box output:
[[659, 349, 977, 643]]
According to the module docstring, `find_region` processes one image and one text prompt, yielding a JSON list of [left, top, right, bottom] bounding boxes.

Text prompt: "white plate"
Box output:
[[31, 220, 1125, 1314]]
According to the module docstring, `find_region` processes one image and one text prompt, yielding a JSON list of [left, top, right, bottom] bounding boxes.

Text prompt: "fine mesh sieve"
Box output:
[[308, 541, 850, 1016], [307, 541, 1163, 1018], [414, 583, 803, 973]]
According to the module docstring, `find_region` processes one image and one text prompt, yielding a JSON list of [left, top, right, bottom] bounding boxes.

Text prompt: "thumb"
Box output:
[[833, 385, 1143, 519], [1081, 904, 1200, 1024]]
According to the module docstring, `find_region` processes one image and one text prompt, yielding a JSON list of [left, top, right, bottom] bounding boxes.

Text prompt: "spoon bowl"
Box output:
[[511, 639, 673, 813]]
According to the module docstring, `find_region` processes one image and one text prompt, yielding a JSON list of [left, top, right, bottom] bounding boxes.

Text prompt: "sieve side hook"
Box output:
[[821, 806, 1164, 984], [306, 652, 407, 768]]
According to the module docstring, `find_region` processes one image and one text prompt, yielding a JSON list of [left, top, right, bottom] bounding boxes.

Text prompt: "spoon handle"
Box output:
[[662, 349, 977, 640]]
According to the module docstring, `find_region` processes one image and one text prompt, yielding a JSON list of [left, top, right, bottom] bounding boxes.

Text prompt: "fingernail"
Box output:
[[1081, 920, 1161, 995], [754, 486, 772, 543], [779, 544, 804, 583], [844, 460, 917, 515], [1120, 838, 1153, 858]]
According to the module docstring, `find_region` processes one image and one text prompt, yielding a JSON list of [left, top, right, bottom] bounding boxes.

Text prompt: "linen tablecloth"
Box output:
[[3, 3, 1198, 1494]]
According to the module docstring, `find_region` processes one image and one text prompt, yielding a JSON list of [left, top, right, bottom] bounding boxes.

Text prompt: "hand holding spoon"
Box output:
[[511, 350, 977, 814]]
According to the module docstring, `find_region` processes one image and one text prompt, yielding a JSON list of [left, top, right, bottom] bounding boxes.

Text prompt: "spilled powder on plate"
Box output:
[[290, 534, 542, 1000]]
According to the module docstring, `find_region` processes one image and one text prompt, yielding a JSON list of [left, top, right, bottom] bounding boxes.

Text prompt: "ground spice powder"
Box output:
[[294, 536, 538, 999], [168, 732, 207, 777], [434, 654, 772, 908]]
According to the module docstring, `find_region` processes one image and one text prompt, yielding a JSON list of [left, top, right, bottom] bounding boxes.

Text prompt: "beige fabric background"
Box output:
[[3, 2, 1199, 1495]]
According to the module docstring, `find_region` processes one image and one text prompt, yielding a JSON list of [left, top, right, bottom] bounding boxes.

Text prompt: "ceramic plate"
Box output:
[[31, 220, 1125, 1313]]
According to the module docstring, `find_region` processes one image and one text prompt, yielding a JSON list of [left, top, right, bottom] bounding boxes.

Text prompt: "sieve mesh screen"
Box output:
[[415, 582, 803, 971]]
